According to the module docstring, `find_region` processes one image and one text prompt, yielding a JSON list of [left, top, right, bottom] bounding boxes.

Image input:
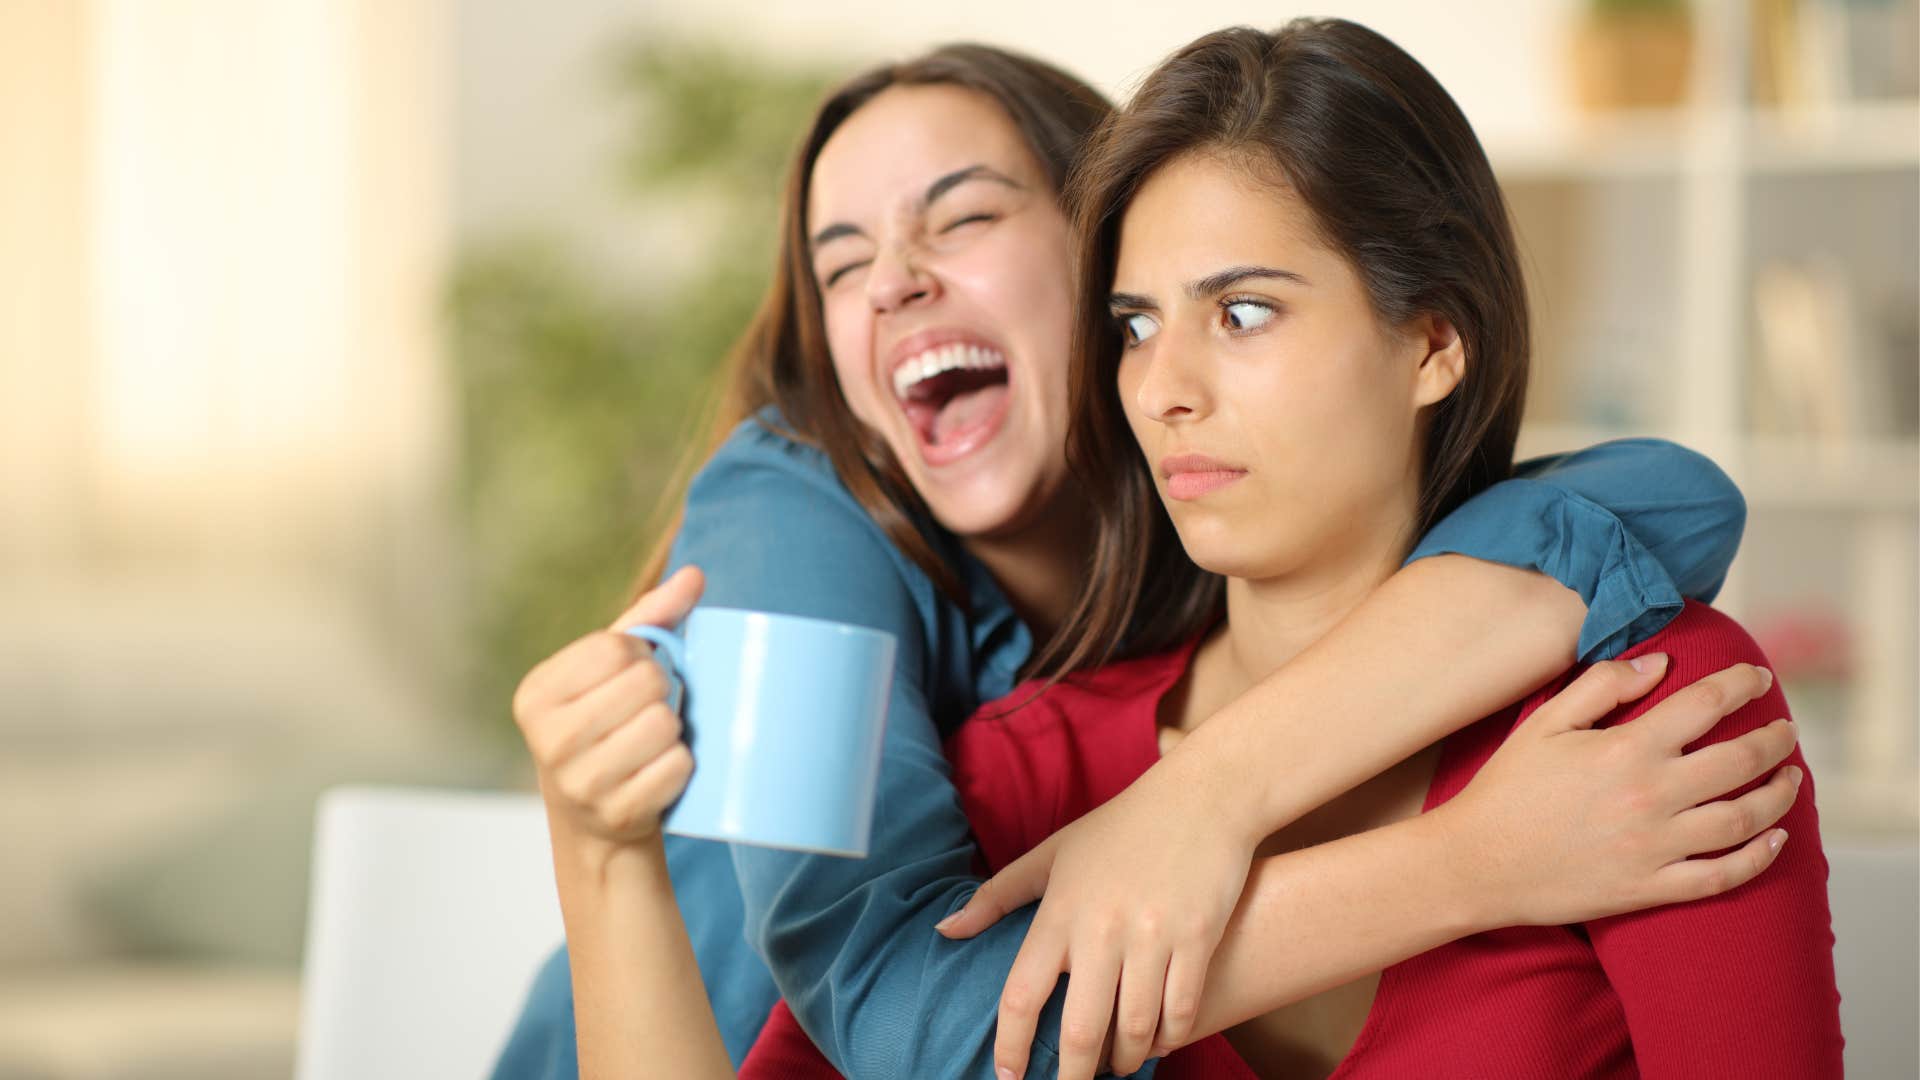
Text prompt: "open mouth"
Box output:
[[891, 343, 1011, 462]]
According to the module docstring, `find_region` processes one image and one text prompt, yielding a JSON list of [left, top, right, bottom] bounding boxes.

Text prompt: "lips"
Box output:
[[1160, 453, 1248, 500], [883, 330, 1013, 467]]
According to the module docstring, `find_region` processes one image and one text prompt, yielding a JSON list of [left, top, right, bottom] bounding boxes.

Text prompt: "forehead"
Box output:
[[808, 83, 1044, 223], [1115, 152, 1333, 284]]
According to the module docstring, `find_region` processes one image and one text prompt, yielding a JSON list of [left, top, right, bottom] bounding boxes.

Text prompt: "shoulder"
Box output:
[[671, 408, 946, 647], [1622, 600, 1766, 671], [687, 408, 859, 514], [1513, 600, 1782, 740], [1437, 602, 1787, 804], [1607, 601, 1784, 740]]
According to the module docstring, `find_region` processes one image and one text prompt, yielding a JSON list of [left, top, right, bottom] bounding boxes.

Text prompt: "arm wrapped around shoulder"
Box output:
[[1586, 601, 1843, 1079], [1409, 438, 1747, 660]]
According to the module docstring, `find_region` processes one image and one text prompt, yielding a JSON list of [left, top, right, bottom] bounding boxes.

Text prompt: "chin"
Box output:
[[923, 483, 1026, 539], [1170, 518, 1298, 580], [936, 471, 1060, 542]]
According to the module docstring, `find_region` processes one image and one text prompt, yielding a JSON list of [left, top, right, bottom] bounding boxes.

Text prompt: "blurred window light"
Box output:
[[92, 0, 355, 498], [81, 0, 449, 563]]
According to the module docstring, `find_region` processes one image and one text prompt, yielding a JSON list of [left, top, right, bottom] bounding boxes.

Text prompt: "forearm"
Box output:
[[735, 787, 1078, 1079], [1164, 554, 1583, 837], [547, 816, 734, 1080], [1179, 806, 1489, 1043]]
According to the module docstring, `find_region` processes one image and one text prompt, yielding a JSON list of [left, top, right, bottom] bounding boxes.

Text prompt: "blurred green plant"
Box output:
[[1587, 0, 1687, 15], [449, 40, 836, 744]]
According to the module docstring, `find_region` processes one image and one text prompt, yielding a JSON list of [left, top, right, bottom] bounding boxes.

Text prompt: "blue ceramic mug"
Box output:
[[624, 608, 895, 857]]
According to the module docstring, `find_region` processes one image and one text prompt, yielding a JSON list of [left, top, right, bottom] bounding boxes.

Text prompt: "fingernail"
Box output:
[[998, 1068, 1017, 1080], [1629, 653, 1667, 674], [935, 913, 960, 934], [1758, 667, 1774, 691], [1769, 829, 1788, 853], [1788, 766, 1804, 787]]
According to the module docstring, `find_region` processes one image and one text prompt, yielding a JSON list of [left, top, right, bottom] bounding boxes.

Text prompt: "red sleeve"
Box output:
[[1584, 602, 1844, 1078], [737, 999, 842, 1079]]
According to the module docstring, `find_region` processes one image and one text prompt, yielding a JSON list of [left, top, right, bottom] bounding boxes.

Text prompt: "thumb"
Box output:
[[1524, 652, 1669, 737], [935, 835, 1055, 939], [609, 565, 706, 633]]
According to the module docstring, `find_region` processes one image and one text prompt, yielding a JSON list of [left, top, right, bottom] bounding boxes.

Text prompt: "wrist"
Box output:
[[1169, 667, 1336, 839], [1410, 805, 1505, 936], [545, 811, 667, 890], [1157, 726, 1273, 849]]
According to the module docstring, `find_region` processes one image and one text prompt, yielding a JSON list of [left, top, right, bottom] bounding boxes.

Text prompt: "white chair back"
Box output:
[[297, 786, 564, 1080]]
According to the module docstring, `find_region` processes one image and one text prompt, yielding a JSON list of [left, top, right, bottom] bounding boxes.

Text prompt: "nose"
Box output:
[[866, 241, 937, 315], [1132, 336, 1211, 423]]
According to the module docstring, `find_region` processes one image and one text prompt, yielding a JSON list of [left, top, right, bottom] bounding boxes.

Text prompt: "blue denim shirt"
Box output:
[[490, 417, 1744, 1080]]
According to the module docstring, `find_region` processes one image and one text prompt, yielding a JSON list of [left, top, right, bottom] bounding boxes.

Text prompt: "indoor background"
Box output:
[[2, 0, 1915, 1076]]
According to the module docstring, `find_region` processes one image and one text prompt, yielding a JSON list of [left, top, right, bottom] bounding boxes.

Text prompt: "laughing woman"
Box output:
[[494, 40, 1781, 1080]]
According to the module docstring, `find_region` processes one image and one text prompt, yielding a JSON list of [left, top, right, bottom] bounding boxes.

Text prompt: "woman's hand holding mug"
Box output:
[[511, 566, 707, 864]]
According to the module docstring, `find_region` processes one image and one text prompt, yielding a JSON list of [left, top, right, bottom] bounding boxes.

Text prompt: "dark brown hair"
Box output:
[[631, 44, 1112, 605], [1031, 18, 1531, 679]]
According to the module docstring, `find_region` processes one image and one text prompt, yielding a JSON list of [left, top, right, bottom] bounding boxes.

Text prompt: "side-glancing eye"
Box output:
[[823, 260, 871, 289], [1222, 299, 1276, 332], [939, 212, 997, 233], [1117, 312, 1160, 348]]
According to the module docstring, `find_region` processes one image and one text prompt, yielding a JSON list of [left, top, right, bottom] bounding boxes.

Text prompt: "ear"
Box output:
[[1411, 313, 1466, 408]]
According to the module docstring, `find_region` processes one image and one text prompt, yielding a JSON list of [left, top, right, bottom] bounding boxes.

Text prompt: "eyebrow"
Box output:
[[1109, 264, 1311, 310], [925, 163, 1021, 205], [809, 164, 1024, 250]]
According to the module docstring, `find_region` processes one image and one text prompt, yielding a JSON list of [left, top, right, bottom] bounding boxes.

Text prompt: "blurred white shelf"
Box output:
[[1518, 426, 1920, 512], [1516, 422, 1674, 456], [1746, 99, 1920, 174], [1490, 99, 1920, 182], [1489, 111, 1693, 181], [1520, 424, 1912, 499], [1740, 437, 1920, 510]]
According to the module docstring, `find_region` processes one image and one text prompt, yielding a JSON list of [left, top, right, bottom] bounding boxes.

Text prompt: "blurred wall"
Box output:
[[0, 1, 1912, 1076], [1, 0, 462, 966]]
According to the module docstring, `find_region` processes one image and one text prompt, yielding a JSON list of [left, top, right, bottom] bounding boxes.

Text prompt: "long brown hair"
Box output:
[[630, 44, 1112, 605], [1031, 18, 1532, 679]]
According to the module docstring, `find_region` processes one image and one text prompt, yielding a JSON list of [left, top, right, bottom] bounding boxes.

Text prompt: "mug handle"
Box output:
[[622, 625, 686, 715]]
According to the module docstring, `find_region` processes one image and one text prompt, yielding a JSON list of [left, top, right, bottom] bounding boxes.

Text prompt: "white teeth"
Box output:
[[891, 344, 1007, 400]]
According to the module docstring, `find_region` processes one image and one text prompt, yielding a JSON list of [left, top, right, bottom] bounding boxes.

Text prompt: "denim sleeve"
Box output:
[[1405, 438, 1746, 661], [671, 443, 1141, 1080]]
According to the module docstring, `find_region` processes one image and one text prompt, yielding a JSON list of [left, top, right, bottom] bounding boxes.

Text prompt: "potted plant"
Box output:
[[1569, 0, 1696, 110]]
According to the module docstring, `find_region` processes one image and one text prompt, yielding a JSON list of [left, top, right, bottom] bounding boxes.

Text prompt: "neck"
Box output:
[[1212, 498, 1422, 694], [963, 490, 1091, 643]]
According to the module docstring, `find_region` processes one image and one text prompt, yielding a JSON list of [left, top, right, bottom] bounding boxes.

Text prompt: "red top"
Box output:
[[740, 602, 1843, 1078]]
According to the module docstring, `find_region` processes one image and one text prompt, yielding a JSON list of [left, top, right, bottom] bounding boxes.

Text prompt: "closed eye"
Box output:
[[824, 260, 871, 289], [940, 212, 997, 233]]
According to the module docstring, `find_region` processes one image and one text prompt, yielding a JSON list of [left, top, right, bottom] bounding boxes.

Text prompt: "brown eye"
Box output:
[[1222, 299, 1275, 331], [1117, 313, 1159, 347]]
